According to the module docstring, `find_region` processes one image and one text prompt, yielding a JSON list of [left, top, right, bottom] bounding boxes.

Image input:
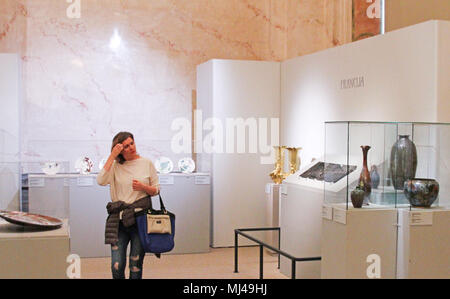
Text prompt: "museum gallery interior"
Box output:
[[0, 0, 449, 279]]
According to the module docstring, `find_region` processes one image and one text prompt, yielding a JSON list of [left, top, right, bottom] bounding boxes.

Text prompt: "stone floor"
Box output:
[[80, 246, 288, 279]]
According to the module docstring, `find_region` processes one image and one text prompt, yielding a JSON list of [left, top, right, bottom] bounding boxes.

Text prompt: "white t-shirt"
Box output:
[[97, 157, 160, 204]]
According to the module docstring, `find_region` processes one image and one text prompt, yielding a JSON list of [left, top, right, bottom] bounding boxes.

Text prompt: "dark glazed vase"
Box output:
[[351, 187, 365, 208], [359, 146, 372, 205], [390, 135, 417, 190]]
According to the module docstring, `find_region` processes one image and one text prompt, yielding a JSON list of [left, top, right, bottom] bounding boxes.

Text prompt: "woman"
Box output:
[[97, 131, 160, 279]]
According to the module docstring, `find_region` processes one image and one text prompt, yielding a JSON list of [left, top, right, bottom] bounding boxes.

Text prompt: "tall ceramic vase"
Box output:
[[390, 135, 417, 190], [359, 146, 372, 205]]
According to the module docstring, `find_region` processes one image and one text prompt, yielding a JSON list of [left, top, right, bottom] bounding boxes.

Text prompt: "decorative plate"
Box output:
[[75, 156, 94, 174], [0, 210, 63, 228], [99, 157, 108, 170], [178, 157, 195, 173], [155, 157, 174, 174], [41, 162, 60, 175]]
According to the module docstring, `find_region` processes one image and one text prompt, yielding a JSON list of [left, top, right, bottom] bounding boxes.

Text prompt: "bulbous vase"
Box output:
[[404, 178, 439, 207]]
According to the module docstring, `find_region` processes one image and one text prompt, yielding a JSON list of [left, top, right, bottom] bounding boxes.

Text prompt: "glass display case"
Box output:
[[21, 161, 71, 218], [324, 121, 450, 210], [0, 162, 21, 211]]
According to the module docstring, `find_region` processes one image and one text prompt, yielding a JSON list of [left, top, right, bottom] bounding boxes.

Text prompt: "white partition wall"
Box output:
[[0, 54, 21, 210], [197, 59, 280, 247]]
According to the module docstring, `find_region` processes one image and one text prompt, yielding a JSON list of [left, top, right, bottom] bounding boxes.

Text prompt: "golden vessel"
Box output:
[[269, 146, 302, 184], [286, 147, 302, 174], [269, 146, 286, 184]]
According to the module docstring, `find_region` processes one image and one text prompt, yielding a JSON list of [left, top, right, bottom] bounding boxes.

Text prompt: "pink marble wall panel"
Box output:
[[0, 0, 351, 170], [286, 0, 352, 59], [0, 0, 27, 54]]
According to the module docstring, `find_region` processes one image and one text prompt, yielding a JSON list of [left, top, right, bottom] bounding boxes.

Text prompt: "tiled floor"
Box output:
[[81, 246, 288, 279]]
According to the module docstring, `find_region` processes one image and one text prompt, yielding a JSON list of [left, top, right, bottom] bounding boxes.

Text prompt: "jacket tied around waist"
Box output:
[[104, 196, 151, 245]]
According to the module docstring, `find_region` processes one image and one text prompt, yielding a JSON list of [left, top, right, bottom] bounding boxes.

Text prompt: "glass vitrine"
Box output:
[[324, 122, 450, 210]]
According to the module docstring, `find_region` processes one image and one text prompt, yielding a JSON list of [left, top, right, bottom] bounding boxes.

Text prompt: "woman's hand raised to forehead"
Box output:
[[111, 143, 124, 158], [103, 143, 123, 172]]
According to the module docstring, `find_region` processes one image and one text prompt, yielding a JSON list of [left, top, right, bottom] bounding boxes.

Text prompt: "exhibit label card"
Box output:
[[409, 211, 433, 226], [322, 205, 333, 220], [77, 177, 94, 186], [281, 184, 287, 195], [160, 175, 174, 185], [333, 208, 347, 225], [29, 177, 45, 187], [195, 175, 210, 185]]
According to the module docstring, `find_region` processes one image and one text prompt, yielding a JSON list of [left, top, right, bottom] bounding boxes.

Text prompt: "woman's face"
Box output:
[[121, 137, 137, 160]]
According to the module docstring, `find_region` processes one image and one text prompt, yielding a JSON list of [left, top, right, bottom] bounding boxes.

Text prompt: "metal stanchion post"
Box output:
[[234, 231, 238, 273], [260, 245, 263, 279]]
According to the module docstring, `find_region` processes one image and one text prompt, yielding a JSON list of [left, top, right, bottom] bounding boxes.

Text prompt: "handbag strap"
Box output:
[[148, 193, 167, 213]]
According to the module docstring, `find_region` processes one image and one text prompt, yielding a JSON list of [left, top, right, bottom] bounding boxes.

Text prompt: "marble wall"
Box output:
[[286, 0, 352, 58], [0, 0, 369, 171]]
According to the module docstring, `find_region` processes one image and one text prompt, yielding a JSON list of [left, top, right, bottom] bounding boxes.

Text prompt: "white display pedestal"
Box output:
[[68, 174, 110, 258], [23, 173, 110, 258], [321, 204, 397, 279], [279, 182, 322, 278], [0, 219, 70, 278], [265, 183, 280, 254], [397, 207, 450, 278], [158, 173, 211, 254]]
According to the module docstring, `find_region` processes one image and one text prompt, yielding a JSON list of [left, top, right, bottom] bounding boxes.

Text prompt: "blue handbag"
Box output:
[[136, 194, 175, 254]]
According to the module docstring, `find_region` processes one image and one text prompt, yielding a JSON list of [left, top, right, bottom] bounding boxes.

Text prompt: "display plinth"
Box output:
[[23, 173, 110, 258], [265, 183, 280, 255], [67, 174, 110, 258], [397, 207, 450, 278], [22, 173, 70, 219], [0, 219, 70, 278], [321, 205, 397, 279], [157, 172, 211, 254], [279, 181, 322, 279]]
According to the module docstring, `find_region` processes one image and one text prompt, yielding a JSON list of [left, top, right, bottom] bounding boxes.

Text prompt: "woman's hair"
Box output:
[[111, 131, 134, 164]]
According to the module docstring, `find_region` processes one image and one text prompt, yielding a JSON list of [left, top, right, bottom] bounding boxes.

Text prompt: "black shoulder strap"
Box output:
[[148, 193, 167, 213], [158, 193, 166, 212]]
